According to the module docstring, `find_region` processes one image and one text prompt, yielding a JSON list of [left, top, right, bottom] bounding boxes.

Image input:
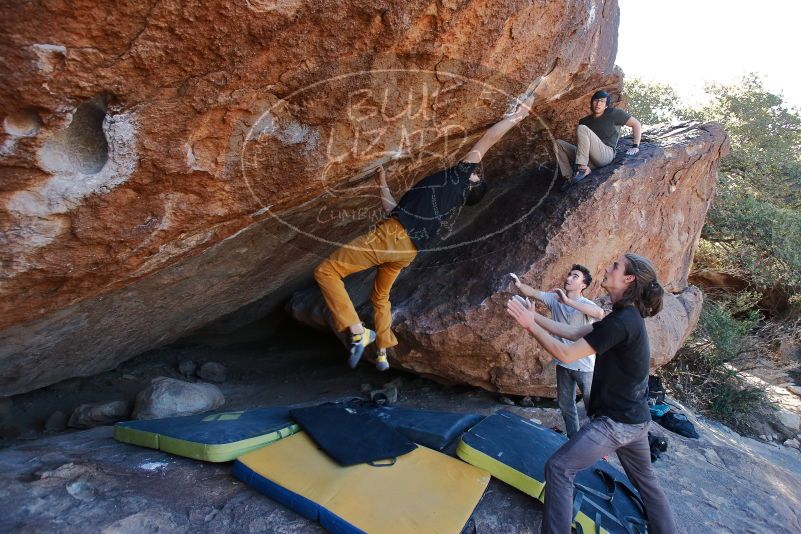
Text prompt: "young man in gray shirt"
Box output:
[[512, 265, 604, 437]]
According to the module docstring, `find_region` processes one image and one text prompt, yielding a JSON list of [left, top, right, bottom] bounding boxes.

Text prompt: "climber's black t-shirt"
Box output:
[[392, 161, 478, 249], [584, 305, 652, 424]]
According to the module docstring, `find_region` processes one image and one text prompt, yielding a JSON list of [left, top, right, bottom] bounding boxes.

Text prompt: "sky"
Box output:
[[617, 0, 801, 108]]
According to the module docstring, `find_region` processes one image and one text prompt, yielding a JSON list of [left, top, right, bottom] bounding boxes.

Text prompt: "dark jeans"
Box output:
[[555, 365, 592, 438], [541, 416, 678, 534]]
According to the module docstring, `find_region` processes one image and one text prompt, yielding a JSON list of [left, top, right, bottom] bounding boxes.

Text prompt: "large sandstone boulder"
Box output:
[[290, 123, 728, 396], [0, 1, 625, 395]]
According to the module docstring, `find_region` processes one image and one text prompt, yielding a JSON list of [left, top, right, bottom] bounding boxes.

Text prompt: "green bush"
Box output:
[[663, 300, 767, 432], [688, 74, 801, 204], [626, 74, 800, 434], [625, 74, 801, 300], [705, 374, 766, 427], [623, 77, 685, 125]]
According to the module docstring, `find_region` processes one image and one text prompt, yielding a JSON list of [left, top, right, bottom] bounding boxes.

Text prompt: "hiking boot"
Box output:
[[348, 328, 376, 368], [375, 350, 390, 372]]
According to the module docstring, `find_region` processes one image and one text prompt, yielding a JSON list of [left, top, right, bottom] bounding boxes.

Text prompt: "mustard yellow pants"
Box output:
[[313, 218, 418, 349]]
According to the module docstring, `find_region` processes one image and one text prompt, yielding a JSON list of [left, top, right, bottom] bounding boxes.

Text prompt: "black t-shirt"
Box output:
[[583, 305, 651, 424], [391, 161, 478, 249]]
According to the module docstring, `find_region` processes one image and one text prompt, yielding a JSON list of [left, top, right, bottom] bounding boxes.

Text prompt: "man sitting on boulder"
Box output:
[[314, 93, 536, 372], [511, 265, 604, 438], [553, 90, 642, 189]]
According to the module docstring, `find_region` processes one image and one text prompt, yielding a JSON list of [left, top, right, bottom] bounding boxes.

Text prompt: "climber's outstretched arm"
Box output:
[[374, 165, 397, 213], [462, 93, 535, 164]]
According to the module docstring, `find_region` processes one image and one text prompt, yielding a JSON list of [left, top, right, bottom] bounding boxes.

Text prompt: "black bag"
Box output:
[[655, 411, 699, 439], [647, 375, 666, 404], [648, 432, 668, 462]]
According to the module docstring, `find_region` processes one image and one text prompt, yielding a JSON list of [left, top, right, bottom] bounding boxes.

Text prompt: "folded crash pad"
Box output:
[[457, 410, 647, 534], [344, 401, 483, 451], [114, 407, 298, 462], [290, 403, 417, 466], [233, 431, 491, 534]]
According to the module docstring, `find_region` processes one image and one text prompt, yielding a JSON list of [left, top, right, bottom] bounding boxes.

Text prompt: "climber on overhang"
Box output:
[[313, 93, 536, 372], [553, 90, 642, 191]]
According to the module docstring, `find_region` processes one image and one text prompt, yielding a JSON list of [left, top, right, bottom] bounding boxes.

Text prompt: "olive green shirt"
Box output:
[[579, 108, 631, 149]]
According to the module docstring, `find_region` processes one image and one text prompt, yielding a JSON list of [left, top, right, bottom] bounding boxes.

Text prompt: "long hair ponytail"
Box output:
[[614, 253, 664, 318]]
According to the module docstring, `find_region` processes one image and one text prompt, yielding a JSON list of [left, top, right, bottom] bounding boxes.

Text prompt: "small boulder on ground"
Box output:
[[786, 385, 801, 397], [197, 362, 226, 383], [783, 438, 800, 450], [775, 409, 801, 437], [68, 401, 128, 429], [777, 340, 800, 361], [101, 510, 184, 534], [45, 410, 68, 432], [132, 377, 224, 420], [178, 360, 197, 378]]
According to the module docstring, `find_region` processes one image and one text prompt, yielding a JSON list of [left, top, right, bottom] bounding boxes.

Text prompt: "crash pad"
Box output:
[[114, 407, 298, 462], [457, 410, 647, 534], [233, 431, 491, 534]]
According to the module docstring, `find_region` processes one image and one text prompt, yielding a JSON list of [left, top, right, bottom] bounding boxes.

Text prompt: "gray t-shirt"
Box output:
[[539, 292, 598, 373]]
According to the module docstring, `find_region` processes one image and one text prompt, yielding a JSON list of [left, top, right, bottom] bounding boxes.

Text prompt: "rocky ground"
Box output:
[[2, 321, 801, 533]]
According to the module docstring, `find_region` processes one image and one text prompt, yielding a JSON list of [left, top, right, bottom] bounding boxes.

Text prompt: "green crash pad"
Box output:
[[457, 410, 648, 534], [114, 407, 298, 462]]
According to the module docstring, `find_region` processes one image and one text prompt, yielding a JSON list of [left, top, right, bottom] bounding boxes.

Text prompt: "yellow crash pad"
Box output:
[[233, 432, 491, 534]]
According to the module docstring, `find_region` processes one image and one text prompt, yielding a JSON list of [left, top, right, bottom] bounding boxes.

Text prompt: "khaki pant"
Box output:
[[313, 218, 417, 349], [553, 124, 616, 179]]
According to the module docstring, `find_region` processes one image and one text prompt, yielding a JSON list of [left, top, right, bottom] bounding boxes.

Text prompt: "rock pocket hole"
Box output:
[[39, 94, 111, 175], [3, 108, 43, 137]]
